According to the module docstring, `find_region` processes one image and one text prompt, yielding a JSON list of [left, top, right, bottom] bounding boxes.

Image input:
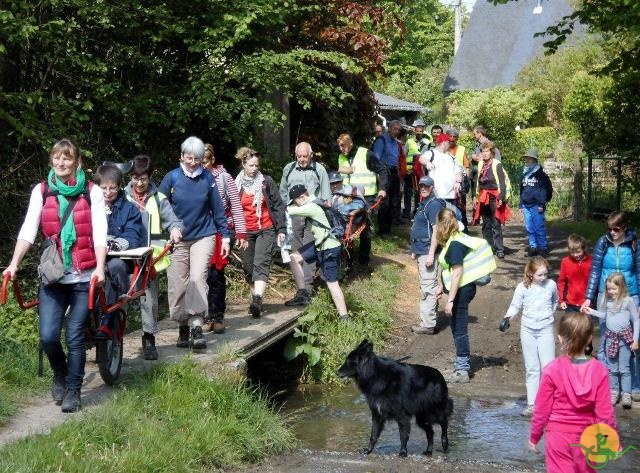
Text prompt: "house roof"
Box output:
[[444, 0, 585, 93], [374, 91, 430, 113]]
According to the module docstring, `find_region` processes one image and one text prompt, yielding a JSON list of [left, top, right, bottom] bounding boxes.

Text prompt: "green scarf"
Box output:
[[47, 168, 87, 270]]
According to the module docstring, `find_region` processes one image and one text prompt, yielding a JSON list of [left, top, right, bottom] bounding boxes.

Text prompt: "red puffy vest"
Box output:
[[40, 182, 97, 271]]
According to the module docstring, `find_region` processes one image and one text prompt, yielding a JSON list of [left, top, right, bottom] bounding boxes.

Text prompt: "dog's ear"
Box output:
[[363, 340, 373, 352]]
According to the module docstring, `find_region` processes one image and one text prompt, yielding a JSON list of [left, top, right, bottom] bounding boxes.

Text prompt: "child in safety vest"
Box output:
[[500, 257, 558, 417], [124, 155, 184, 360]]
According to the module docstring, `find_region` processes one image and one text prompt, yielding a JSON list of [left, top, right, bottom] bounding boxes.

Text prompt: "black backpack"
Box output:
[[309, 199, 346, 243]]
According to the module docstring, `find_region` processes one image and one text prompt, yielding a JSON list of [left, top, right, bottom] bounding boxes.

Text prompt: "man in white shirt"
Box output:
[[419, 133, 463, 202]]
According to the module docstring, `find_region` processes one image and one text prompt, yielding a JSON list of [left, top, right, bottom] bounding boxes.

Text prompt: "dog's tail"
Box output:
[[446, 398, 454, 417]]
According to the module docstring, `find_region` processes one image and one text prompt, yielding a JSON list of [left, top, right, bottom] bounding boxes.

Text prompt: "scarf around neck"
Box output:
[[47, 168, 87, 270], [235, 170, 265, 228], [522, 164, 540, 179]]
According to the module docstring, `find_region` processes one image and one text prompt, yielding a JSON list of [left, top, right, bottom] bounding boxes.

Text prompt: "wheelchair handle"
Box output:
[[88, 276, 98, 310], [1, 273, 39, 309], [151, 240, 175, 267]]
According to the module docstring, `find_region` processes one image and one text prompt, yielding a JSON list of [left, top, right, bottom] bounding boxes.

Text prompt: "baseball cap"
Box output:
[[435, 133, 454, 144], [418, 176, 435, 187], [288, 184, 307, 204], [328, 170, 343, 184]]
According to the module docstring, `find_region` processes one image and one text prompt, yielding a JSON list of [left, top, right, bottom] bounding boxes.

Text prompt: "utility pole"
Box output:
[[454, 0, 462, 54]]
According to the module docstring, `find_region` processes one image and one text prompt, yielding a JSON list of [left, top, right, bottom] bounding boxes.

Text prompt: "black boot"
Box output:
[[190, 326, 207, 350], [142, 332, 158, 360], [284, 289, 311, 307], [61, 388, 81, 413], [249, 295, 263, 318], [176, 325, 190, 348], [52, 374, 66, 405]]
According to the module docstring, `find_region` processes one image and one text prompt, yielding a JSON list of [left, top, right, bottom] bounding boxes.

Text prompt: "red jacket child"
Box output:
[[558, 253, 592, 309]]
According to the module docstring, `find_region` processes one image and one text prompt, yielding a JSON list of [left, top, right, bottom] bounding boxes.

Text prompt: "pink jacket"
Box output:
[[530, 356, 618, 444]]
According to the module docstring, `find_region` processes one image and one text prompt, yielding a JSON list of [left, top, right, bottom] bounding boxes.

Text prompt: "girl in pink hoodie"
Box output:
[[529, 313, 618, 472]]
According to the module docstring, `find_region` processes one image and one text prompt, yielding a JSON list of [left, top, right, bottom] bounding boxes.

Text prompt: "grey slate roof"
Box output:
[[374, 91, 430, 113], [444, 0, 585, 93]]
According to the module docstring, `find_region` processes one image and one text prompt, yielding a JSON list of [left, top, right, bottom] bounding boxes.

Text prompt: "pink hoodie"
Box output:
[[530, 356, 618, 444]]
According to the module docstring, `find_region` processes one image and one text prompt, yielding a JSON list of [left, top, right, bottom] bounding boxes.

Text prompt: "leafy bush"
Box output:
[[0, 298, 40, 347], [0, 360, 294, 471], [285, 263, 402, 383]]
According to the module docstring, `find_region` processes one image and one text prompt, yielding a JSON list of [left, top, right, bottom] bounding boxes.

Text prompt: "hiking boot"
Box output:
[[621, 392, 632, 409], [52, 375, 66, 405], [176, 325, 190, 348], [446, 371, 470, 384], [538, 248, 549, 258], [521, 405, 534, 417], [526, 247, 538, 257], [611, 390, 620, 406], [142, 332, 158, 361], [212, 319, 225, 334], [412, 326, 436, 335], [61, 388, 81, 413], [202, 317, 214, 333], [284, 289, 311, 307], [339, 313, 351, 323], [496, 251, 505, 259], [249, 295, 263, 318], [190, 326, 207, 350]]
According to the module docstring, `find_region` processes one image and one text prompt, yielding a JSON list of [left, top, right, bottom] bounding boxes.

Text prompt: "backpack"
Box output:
[[421, 196, 463, 240], [309, 199, 346, 244]]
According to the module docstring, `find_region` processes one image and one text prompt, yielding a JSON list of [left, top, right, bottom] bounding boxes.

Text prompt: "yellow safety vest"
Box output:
[[452, 145, 466, 168], [438, 232, 497, 290], [475, 159, 512, 201], [126, 191, 171, 272], [338, 146, 377, 197]]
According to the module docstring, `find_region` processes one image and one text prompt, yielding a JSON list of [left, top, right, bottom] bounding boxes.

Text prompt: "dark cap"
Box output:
[[328, 170, 343, 184], [418, 176, 435, 187], [288, 184, 307, 204]]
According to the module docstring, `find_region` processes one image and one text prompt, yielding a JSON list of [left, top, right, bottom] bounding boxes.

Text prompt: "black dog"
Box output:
[[337, 339, 453, 457]]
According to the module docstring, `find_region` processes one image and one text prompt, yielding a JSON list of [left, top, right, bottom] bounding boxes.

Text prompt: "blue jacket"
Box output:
[[410, 196, 444, 255], [372, 132, 399, 168], [519, 166, 553, 208], [586, 229, 640, 300], [107, 191, 143, 248], [159, 167, 229, 242]]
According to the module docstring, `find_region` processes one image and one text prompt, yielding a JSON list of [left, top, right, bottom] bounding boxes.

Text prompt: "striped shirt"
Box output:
[[210, 166, 247, 240]]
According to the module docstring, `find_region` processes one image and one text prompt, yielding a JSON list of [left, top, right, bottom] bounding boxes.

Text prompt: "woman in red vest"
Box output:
[[3, 139, 108, 413]]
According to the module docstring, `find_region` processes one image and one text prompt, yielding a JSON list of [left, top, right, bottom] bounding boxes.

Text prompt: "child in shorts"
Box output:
[[287, 184, 349, 321]]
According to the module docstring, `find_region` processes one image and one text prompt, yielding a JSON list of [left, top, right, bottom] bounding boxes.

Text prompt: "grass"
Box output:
[[299, 263, 403, 384], [547, 218, 605, 245], [0, 360, 295, 472]]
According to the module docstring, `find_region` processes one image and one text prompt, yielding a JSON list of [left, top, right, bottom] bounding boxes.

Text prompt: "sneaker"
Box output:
[[526, 247, 538, 257], [521, 405, 534, 417], [249, 295, 263, 318], [339, 314, 350, 323], [611, 390, 620, 406], [176, 325, 190, 348], [632, 392, 640, 402], [621, 392, 632, 409], [190, 326, 207, 350], [411, 326, 436, 335], [446, 371, 470, 384], [142, 333, 158, 361], [61, 388, 81, 413], [212, 320, 225, 334], [52, 375, 66, 405], [284, 289, 311, 307]]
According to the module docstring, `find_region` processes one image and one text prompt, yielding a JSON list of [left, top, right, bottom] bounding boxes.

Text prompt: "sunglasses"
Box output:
[[608, 227, 623, 233]]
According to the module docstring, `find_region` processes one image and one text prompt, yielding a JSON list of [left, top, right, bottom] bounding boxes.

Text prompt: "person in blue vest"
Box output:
[[159, 136, 229, 350], [519, 148, 553, 257], [373, 120, 402, 234]]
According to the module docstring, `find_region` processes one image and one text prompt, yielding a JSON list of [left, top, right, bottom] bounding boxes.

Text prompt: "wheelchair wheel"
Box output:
[[96, 309, 124, 385]]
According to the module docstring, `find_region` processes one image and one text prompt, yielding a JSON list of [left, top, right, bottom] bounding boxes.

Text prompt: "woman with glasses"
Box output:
[[158, 136, 229, 350], [581, 211, 640, 399], [124, 155, 184, 359], [235, 147, 286, 317]]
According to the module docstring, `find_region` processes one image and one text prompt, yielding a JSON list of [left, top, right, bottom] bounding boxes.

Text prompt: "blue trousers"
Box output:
[[607, 339, 632, 394], [39, 282, 90, 390], [522, 205, 548, 250], [451, 283, 477, 372]]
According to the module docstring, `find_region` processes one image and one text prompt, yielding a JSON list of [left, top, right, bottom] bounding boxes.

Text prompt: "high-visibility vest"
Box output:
[[452, 145, 466, 168], [439, 232, 497, 290], [338, 146, 377, 196], [475, 159, 512, 201], [126, 191, 171, 272]]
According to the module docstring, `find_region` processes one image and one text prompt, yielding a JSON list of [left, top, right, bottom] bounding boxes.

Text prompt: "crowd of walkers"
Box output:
[[3, 119, 639, 473]]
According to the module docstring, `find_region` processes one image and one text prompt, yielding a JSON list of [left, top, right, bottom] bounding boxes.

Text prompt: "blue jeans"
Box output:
[[522, 205, 548, 250], [607, 339, 632, 393], [451, 283, 477, 372], [39, 282, 90, 390]]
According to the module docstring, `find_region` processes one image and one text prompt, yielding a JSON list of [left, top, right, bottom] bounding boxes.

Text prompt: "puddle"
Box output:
[[281, 384, 640, 470]]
